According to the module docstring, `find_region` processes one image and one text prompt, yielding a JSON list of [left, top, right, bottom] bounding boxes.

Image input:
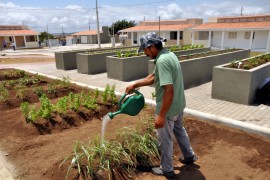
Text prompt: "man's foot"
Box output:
[[151, 167, 175, 179], [179, 155, 198, 164]]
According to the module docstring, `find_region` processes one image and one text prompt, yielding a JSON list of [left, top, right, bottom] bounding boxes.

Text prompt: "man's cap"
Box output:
[[138, 32, 166, 52]]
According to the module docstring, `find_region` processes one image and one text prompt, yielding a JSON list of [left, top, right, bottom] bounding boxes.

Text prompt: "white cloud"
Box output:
[[0, 1, 269, 33]]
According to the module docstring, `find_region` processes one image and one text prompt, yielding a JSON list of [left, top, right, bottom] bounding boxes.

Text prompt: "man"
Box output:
[[125, 32, 197, 178]]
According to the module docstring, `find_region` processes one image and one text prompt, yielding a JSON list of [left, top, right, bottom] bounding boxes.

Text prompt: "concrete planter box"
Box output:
[[172, 47, 211, 56], [149, 49, 250, 89], [55, 46, 138, 70], [55, 50, 86, 70], [212, 55, 270, 105], [76, 52, 115, 74], [106, 55, 149, 81]]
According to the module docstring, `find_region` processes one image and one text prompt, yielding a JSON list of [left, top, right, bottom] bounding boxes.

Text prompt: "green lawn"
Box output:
[[250, 51, 265, 57]]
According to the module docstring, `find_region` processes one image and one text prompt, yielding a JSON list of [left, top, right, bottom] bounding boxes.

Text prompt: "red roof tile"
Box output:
[[120, 24, 195, 32], [71, 30, 103, 36], [191, 21, 270, 30], [0, 29, 39, 36]]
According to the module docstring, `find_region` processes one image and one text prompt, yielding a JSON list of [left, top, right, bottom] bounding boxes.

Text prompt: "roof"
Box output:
[[0, 29, 39, 36], [119, 24, 195, 32], [71, 30, 103, 36], [191, 21, 270, 31]]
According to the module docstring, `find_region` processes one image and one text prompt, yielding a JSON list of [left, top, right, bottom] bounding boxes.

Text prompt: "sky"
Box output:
[[0, 0, 269, 33]]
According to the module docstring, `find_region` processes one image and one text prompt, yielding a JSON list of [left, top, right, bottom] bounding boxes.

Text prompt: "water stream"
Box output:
[[100, 114, 112, 145]]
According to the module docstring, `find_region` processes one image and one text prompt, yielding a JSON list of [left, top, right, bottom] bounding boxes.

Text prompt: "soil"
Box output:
[[0, 56, 54, 64], [1, 69, 270, 180], [179, 49, 240, 60]]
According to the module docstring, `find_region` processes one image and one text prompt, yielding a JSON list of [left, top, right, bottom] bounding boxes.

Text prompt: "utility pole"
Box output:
[[158, 16, 161, 37], [241, 7, 243, 16], [112, 22, 115, 47], [89, 21, 91, 30], [96, 0, 101, 48], [46, 25, 51, 48]]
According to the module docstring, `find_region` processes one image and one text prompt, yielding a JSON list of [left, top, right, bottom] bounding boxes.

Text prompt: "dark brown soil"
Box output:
[[0, 69, 270, 180]]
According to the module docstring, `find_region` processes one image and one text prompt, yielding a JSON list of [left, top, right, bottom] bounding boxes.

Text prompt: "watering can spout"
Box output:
[[108, 111, 122, 119]]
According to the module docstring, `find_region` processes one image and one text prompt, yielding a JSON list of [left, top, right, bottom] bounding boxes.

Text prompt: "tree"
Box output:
[[39, 31, 55, 42], [108, 19, 136, 35]]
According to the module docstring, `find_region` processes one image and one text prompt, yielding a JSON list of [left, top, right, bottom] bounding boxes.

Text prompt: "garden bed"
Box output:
[[55, 46, 137, 70], [106, 55, 149, 81], [212, 52, 270, 105], [0, 68, 270, 180], [149, 49, 250, 89]]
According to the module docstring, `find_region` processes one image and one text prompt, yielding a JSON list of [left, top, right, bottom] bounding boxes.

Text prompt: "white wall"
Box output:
[[252, 30, 268, 49], [25, 42, 39, 48], [223, 31, 250, 49], [212, 31, 222, 47]]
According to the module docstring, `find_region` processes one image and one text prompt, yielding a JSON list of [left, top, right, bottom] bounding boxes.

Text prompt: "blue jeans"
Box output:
[[156, 112, 195, 172]]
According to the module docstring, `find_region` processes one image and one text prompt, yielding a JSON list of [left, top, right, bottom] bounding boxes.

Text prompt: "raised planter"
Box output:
[[55, 46, 138, 70], [106, 55, 149, 81], [149, 49, 250, 89], [76, 52, 115, 74], [172, 47, 211, 56], [212, 54, 270, 105]]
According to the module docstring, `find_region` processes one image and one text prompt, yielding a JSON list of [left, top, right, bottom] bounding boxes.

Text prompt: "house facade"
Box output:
[[0, 25, 40, 49], [71, 26, 110, 44], [119, 18, 203, 46], [190, 14, 270, 51]]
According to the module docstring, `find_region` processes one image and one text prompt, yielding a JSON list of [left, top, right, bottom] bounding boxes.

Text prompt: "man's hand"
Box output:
[[155, 115, 165, 129], [125, 84, 136, 94]]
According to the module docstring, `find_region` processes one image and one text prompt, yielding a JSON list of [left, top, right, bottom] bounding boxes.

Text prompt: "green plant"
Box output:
[[0, 85, 9, 103], [109, 84, 117, 105], [102, 85, 110, 103], [55, 96, 69, 114], [62, 117, 159, 179], [28, 105, 39, 123], [116, 51, 122, 58], [34, 87, 44, 97], [8, 80, 16, 86], [20, 102, 31, 123], [16, 88, 30, 101], [38, 94, 53, 119], [47, 83, 57, 94], [94, 89, 100, 103]]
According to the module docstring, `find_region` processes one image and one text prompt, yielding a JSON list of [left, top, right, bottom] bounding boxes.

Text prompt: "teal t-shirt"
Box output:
[[154, 48, 186, 117]]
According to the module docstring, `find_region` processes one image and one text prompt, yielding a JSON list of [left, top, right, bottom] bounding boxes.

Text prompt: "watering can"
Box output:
[[108, 90, 145, 119]]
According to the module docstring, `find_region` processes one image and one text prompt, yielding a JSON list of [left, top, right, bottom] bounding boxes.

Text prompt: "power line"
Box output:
[[0, 0, 175, 11]]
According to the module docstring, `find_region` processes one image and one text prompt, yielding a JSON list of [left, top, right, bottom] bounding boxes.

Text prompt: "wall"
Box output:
[[223, 31, 250, 49], [212, 31, 222, 47], [26, 42, 39, 48], [15, 36, 25, 47], [252, 30, 268, 49], [193, 40, 208, 47], [183, 30, 192, 45]]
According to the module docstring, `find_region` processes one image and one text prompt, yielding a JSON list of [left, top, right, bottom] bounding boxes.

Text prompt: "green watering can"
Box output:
[[108, 90, 145, 119]]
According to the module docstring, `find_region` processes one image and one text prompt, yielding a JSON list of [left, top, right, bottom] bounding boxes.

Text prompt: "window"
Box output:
[[198, 31, 209, 40], [170, 31, 177, 40], [25, 35, 35, 42], [228, 32, 237, 39], [170, 31, 183, 40], [244, 32, 251, 39]]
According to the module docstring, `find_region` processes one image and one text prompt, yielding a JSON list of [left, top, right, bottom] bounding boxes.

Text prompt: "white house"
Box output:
[[0, 25, 40, 49], [190, 14, 270, 51], [71, 26, 110, 44], [119, 18, 203, 47]]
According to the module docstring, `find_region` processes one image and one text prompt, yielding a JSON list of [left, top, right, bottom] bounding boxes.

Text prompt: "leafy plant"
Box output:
[[34, 86, 44, 97], [55, 96, 69, 114], [62, 117, 159, 179], [102, 85, 110, 103], [0, 85, 9, 103], [16, 88, 30, 101], [38, 94, 53, 119], [109, 84, 117, 104]]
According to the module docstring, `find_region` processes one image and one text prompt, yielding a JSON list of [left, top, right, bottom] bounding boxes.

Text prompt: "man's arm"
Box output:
[[155, 84, 174, 128], [125, 73, 154, 93]]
